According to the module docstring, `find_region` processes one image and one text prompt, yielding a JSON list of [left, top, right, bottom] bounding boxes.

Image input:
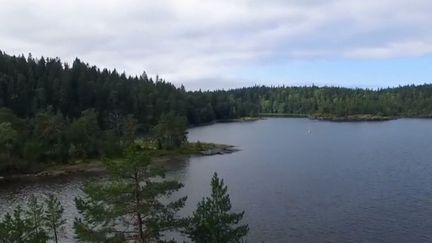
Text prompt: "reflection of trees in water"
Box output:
[[163, 156, 191, 174]]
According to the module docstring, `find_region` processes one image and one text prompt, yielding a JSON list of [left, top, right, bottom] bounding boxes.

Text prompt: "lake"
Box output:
[[2, 118, 432, 242]]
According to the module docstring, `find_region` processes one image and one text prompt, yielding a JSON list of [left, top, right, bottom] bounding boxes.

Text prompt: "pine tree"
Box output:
[[25, 195, 49, 242], [44, 194, 66, 243], [186, 173, 249, 243], [0, 206, 31, 242], [0, 195, 64, 243], [74, 146, 187, 242]]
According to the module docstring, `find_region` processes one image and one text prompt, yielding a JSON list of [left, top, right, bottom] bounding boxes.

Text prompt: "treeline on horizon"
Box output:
[[1, 51, 432, 174], [2, 51, 432, 123]]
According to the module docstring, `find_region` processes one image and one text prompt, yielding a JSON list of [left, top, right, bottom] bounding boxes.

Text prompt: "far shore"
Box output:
[[308, 114, 395, 122], [193, 113, 404, 128], [259, 113, 398, 122]]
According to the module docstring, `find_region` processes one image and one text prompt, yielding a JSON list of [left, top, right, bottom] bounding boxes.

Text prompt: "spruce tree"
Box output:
[[44, 194, 66, 243], [74, 146, 187, 242], [186, 173, 249, 243], [0, 194, 64, 243], [0, 206, 31, 242], [25, 195, 49, 242]]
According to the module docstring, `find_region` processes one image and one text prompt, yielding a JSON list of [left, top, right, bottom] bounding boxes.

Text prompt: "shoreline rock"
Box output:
[[199, 145, 240, 155], [0, 144, 240, 183]]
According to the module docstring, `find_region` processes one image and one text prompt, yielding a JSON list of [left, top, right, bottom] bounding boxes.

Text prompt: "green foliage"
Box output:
[[66, 109, 102, 158], [44, 194, 66, 243], [0, 206, 34, 242], [0, 108, 128, 174], [0, 194, 65, 243], [26, 195, 48, 242], [100, 130, 125, 158], [21, 139, 45, 162], [0, 122, 18, 155], [153, 112, 188, 150], [0, 122, 22, 174], [3, 51, 432, 127], [32, 110, 68, 161], [3, 51, 432, 174], [0, 108, 26, 131], [74, 146, 187, 242], [186, 173, 249, 243]]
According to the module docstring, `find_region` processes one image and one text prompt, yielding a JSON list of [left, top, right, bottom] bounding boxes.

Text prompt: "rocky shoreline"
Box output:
[[0, 144, 239, 183], [199, 145, 240, 155]]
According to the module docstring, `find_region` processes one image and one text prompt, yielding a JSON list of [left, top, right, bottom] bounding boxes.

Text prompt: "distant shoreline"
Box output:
[[308, 114, 394, 122], [259, 113, 405, 122], [191, 113, 432, 126]]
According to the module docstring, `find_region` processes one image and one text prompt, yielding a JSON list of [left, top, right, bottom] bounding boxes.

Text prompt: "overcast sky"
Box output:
[[2, 0, 432, 90]]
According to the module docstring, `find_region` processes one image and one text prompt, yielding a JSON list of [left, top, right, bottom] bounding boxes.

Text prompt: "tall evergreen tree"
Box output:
[[44, 194, 66, 243], [0, 206, 32, 242], [74, 146, 187, 242], [0, 194, 64, 243], [186, 173, 249, 243], [25, 195, 49, 242]]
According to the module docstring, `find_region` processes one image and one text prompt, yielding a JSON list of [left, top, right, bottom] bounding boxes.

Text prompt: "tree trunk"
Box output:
[[134, 172, 146, 243], [137, 212, 145, 243], [53, 227, 58, 243]]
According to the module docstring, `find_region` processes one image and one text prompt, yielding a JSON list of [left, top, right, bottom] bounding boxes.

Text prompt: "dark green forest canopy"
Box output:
[[2, 51, 432, 126], [2, 51, 432, 175]]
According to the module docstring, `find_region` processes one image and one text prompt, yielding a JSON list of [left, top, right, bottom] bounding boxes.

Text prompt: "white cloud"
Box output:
[[345, 41, 432, 59], [1, 0, 432, 88]]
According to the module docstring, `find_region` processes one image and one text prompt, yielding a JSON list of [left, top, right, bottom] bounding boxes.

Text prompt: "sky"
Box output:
[[1, 0, 432, 90]]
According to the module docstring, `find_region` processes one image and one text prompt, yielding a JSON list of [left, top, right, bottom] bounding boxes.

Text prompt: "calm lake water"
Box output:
[[2, 118, 432, 242]]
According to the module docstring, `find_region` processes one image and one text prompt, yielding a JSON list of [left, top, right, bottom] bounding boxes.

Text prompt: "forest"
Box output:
[[2, 51, 432, 174]]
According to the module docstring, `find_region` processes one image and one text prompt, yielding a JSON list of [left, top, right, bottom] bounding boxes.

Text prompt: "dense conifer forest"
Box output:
[[2, 51, 432, 124], [1, 51, 432, 174]]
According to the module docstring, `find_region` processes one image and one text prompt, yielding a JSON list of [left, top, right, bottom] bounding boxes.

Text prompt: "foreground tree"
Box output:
[[0, 194, 64, 243], [186, 173, 249, 243], [74, 146, 187, 242], [0, 206, 34, 242], [26, 196, 49, 242], [44, 194, 66, 243]]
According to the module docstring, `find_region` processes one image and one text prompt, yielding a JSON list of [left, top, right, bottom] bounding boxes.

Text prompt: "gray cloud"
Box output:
[[1, 0, 432, 89]]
